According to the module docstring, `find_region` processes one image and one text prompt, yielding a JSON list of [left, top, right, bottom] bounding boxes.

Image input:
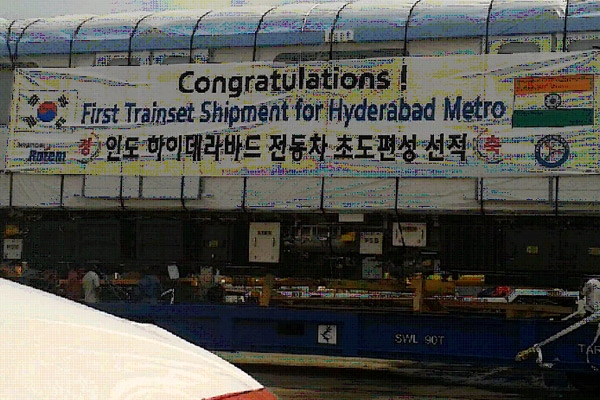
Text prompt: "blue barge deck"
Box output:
[[92, 302, 600, 378]]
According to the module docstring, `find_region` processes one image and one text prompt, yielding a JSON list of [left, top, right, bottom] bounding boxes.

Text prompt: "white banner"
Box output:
[[7, 52, 600, 176]]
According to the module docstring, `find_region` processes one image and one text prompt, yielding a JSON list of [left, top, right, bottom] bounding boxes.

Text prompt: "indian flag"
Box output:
[[512, 74, 594, 128]]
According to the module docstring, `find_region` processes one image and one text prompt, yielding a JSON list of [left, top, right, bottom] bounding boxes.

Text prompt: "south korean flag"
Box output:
[[17, 90, 77, 131]]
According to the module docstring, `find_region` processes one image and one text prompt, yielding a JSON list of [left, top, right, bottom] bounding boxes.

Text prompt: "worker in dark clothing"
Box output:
[[137, 267, 162, 303]]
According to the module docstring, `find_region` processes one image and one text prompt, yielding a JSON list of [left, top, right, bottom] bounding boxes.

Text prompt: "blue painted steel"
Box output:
[[256, 4, 325, 47], [9, 1, 600, 56], [17, 16, 95, 55], [302, 2, 346, 35], [93, 302, 600, 375], [71, 12, 152, 53], [192, 7, 272, 49], [567, 0, 600, 32], [334, 1, 411, 43], [0, 19, 10, 59], [6, 19, 40, 59], [131, 10, 210, 52], [408, 0, 490, 39], [488, 0, 566, 35]]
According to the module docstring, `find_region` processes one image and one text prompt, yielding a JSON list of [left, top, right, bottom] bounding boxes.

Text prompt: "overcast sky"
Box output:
[[3, 0, 235, 19]]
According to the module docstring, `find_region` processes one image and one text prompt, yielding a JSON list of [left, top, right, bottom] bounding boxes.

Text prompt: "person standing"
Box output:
[[137, 266, 162, 303], [82, 267, 101, 303]]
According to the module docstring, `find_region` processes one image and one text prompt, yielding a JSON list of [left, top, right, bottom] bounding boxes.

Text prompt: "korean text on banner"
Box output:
[[7, 52, 600, 177]]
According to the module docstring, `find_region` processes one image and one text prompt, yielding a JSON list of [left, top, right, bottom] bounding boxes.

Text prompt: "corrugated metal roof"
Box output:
[[131, 9, 211, 51]]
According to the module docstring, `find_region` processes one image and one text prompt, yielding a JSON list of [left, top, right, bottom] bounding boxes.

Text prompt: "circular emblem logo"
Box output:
[[544, 93, 562, 109], [37, 101, 57, 122], [535, 135, 569, 168], [77, 132, 102, 164], [475, 132, 503, 164]]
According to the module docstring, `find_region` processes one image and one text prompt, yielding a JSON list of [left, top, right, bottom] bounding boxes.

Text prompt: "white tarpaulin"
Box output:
[[0, 278, 274, 399]]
